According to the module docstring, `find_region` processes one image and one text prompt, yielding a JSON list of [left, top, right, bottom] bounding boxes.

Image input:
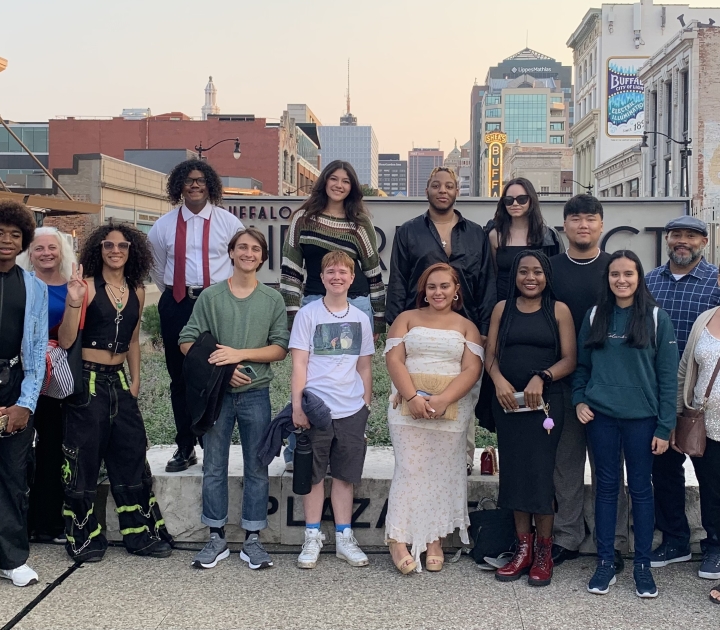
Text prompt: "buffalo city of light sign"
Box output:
[[485, 132, 508, 197]]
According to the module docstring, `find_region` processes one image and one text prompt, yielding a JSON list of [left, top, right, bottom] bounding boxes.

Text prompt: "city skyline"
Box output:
[[2, 0, 714, 159]]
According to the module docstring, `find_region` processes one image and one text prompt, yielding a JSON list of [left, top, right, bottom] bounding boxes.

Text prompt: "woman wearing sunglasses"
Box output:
[[58, 224, 173, 563], [487, 178, 564, 302]]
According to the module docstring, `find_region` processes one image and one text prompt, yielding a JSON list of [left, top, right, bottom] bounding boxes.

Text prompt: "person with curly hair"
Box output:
[[148, 159, 243, 473], [58, 223, 173, 563], [0, 200, 47, 587]]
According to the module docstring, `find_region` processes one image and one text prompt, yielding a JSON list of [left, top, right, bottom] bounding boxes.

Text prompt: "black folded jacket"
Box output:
[[183, 331, 237, 437]]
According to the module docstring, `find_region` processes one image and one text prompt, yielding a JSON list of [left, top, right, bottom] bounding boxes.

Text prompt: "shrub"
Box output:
[[141, 304, 163, 349]]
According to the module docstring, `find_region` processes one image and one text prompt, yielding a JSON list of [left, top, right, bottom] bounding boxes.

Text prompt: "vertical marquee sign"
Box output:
[[485, 131, 507, 197]]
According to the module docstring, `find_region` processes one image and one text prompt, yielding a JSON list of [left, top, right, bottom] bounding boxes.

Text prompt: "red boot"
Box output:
[[495, 532, 534, 582], [528, 536, 554, 586]]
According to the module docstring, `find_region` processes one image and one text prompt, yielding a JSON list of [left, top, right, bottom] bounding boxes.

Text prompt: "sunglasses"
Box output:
[[101, 241, 131, 252], [502, 195, 530, 207]]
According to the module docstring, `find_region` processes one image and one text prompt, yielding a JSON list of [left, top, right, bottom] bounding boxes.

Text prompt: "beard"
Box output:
[[428, 197, 456, 214], [572, 240, 594, 252], [667, 245, 702, 267]]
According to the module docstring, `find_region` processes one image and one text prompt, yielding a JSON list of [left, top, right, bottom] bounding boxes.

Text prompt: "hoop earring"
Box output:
[[424, 297, 429, 303], [453, 294, 459, 301]]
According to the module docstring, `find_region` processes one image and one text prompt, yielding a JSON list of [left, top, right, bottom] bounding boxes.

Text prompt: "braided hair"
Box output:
[[493, 250, 560, 368]]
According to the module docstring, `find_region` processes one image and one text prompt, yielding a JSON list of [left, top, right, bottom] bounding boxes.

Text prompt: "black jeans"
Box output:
[[653, 445, 720, 551], [62, 364, 172, 561], [0, 365, 35, 570], [693, 438, 720, 553], [158, 289, 197, 452], [28, 395, 65, 538]]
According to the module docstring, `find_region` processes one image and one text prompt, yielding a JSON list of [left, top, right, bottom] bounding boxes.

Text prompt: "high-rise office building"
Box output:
[[319, 125, 379, 188], [408, 148, 444, 196], [378, 153, 408, 196], [470, 48, 573, 196]]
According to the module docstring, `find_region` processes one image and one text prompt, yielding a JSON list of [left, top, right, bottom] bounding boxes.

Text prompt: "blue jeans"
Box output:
[[586, 410, 656, 566], [201, 388, 271, 531], [284, 293, 373, 464]]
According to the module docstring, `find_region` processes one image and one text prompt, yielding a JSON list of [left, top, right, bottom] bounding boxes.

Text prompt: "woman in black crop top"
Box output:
[[59, 224, 173, 563]]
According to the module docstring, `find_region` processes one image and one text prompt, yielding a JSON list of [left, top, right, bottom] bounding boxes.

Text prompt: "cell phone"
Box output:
[[416, 390, 432, 398], [503, 392, 545, 413], [0, 414, 8, 433], [238, 365, 258, 380]]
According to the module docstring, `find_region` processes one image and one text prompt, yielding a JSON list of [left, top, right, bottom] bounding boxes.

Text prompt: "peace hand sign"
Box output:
[[67, 263, 86, 305]]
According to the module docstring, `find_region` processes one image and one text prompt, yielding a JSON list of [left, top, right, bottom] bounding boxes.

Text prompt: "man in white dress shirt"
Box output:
[[148, 159, 243, 472]]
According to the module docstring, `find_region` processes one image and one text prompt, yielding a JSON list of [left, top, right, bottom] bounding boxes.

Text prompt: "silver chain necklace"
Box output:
[[322, 297, 350, 319], [565, 249, 602, 266]]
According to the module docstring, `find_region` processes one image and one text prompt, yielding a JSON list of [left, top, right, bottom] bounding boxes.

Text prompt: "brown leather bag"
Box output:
[[675, 357, 719, 457]]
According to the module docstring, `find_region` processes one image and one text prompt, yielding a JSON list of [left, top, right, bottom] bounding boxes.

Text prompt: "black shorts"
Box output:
[[308, 405, 369, 485]]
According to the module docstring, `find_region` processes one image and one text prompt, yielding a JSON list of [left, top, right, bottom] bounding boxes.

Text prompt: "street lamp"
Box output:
[[284, 183, 316, 196], [194, 137, 241, 160], [641, 130, 692, 197], [562, 178, 594, 195]]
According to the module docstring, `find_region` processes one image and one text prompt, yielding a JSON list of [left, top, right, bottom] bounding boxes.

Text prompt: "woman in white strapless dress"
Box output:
[[384, 263, 483, 573]]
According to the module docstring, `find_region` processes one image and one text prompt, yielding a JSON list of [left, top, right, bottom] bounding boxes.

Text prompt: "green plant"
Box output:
[[141, 304, 163, 349]]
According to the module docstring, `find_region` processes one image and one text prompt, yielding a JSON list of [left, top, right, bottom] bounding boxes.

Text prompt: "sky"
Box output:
[[0, 0, 713, 157]]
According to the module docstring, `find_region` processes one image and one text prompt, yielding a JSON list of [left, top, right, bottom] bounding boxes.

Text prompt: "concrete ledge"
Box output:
[[102, 446, 704, 552]]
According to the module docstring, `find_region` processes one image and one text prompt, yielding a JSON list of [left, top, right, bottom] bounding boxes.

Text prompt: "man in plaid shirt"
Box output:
[[645, 216, 720, 579]]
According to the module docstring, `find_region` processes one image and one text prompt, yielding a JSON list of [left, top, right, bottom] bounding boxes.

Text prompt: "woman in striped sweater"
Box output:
[[280, 161, 385, 470], [280, 160, 386, 336]]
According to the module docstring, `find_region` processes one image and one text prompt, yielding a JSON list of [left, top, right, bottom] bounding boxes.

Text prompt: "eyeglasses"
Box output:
[[502, 195, 530, 207], [101, 241, 131, 252], [184, 177, 207, 187]]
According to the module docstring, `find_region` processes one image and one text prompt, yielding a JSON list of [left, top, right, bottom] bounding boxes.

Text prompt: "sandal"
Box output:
[[710, 585, 720, 605], [388, 541, 417, 575], [426, 555, 445, 572]]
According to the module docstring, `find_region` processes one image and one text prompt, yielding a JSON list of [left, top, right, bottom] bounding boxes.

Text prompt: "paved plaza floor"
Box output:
[[1, 543, 717, 630]]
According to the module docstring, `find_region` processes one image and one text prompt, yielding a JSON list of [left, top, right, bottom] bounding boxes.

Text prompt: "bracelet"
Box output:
[[68, 303, 82, 308], [407, 394, 417, 402], [530, 370, 553, 385]]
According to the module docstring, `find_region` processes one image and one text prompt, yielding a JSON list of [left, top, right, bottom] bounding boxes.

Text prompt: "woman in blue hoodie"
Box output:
[[573, 250, 678, 599]]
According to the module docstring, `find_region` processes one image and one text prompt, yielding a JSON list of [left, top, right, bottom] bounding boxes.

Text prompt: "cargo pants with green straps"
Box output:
[[61, 362, 172, 562]]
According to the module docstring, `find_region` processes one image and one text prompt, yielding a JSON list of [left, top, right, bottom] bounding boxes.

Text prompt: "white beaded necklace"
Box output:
[[565, 249, 602, 266]]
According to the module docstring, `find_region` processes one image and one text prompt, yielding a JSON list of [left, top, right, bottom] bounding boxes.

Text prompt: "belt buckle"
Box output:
[[187, 286, 202, 300]]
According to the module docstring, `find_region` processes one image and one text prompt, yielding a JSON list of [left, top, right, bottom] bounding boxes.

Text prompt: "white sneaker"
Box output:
[[335, 528, 369, 567], [298, 528, 325, 569], [0, 564, 39, 587]]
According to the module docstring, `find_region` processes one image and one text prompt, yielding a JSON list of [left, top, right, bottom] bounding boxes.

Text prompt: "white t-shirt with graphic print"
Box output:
[[289, 299, 375, 419]]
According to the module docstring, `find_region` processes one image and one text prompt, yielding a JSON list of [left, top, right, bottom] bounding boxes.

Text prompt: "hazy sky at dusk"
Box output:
[[0, 0, 712, 156]]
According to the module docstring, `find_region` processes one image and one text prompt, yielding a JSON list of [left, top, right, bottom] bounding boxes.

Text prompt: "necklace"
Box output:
[[228, 277, 258, 294], [432, 217, 455, 249], [565, 249, 602, 266], [322, 297, 350, 319], [105, 279, 127, 311]]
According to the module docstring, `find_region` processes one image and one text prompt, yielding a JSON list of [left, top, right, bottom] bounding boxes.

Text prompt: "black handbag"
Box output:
[[468, 498, 516, 564]]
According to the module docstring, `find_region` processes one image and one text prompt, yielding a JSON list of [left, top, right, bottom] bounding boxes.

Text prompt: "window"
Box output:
[[611, 184, 623, 197], [486, 108, 502, 118], [504, 94, 547, 144], [551, 96, 563, 105], [665, 81, 673, 156], [628, 178, 639, 197], [651, 164, 657, 196], [485, 122, 501, 131], [664, 158, 672, 197], [486, 95, 501, 105], [681, 71, 689, 140], [600, 189, 609, 197], [550, 135, 565, 144], [540, 186, 549, 194], [550, 122, 564, 131]]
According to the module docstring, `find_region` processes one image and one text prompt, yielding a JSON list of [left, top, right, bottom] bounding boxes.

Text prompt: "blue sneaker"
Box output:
[[634, 564, 658, 598], [650, 540, 691, 568], [587, 560, 616, 595], [699, 551, 720, 580]]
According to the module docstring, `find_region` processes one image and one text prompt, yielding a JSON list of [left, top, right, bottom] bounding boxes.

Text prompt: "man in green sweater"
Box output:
[[179, 228, 289, 571]]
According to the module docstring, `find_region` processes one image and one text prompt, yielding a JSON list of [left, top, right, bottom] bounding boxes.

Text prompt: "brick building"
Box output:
[[49, 110, 313, 196]]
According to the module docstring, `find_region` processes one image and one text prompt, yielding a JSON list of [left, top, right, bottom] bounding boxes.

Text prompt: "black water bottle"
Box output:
[[292, 431, 313, 495]]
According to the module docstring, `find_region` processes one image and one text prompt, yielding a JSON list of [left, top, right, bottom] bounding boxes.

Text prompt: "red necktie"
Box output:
[[173, 209, 212, 303]]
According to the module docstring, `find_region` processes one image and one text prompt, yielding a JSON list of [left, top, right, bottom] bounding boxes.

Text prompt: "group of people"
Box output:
[[0, 158, 718, 607]]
